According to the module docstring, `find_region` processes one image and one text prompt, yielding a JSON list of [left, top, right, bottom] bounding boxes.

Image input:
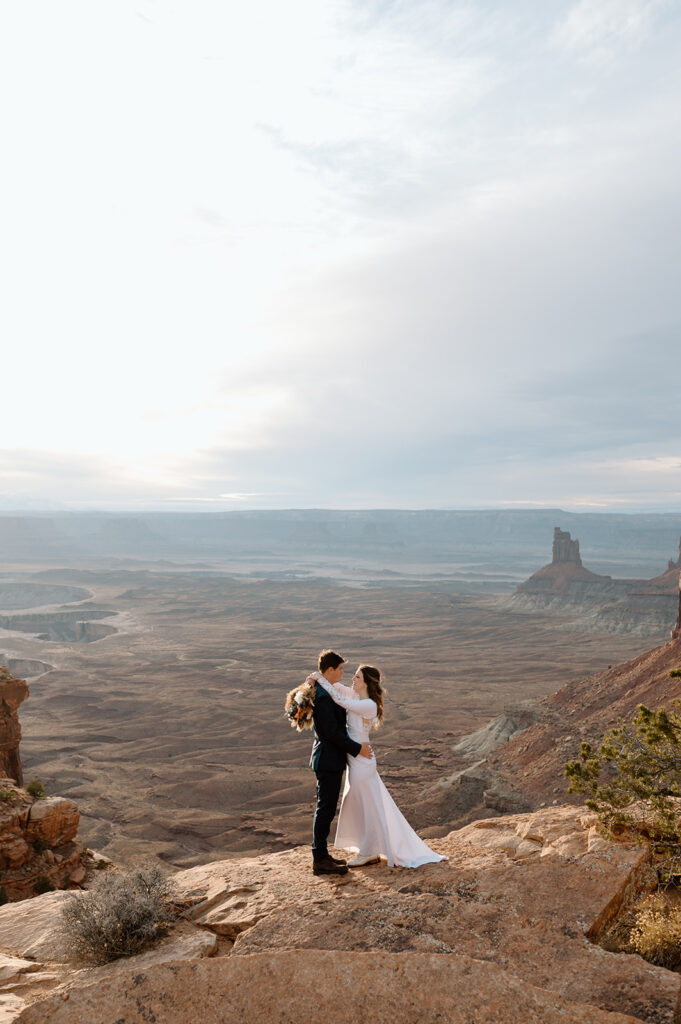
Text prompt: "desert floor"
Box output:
[[0, 565, 654, 868]]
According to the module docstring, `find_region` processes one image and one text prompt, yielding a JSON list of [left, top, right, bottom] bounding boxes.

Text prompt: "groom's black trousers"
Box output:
[[312, 769, 344, 862]]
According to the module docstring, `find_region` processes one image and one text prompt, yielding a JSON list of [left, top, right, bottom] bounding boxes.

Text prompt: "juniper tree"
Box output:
[[564, 699, 681, 878]]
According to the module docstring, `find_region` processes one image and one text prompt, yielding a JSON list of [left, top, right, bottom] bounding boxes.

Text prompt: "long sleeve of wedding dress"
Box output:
[[316, 678, 377, 719]]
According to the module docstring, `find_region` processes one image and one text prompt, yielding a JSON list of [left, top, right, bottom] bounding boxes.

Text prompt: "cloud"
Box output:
[[1, 1, 680, 510], [551, 0, 669, 68]]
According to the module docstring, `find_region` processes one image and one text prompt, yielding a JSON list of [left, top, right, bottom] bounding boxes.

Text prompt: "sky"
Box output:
[[1, 0, 680, 512]]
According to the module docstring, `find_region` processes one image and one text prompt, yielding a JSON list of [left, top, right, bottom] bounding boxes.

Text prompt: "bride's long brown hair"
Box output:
[[359, 664, 385, 727]]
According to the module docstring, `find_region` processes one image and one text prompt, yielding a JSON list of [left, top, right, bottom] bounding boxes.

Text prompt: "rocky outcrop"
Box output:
[[672, 579, 681, 640], [3, 804, 678, 1023], [0, 784, 86, 899], [452, 703, 540, 759], [0, 668, 28, 786], [0, 666, 88, 900], [514, 527, 623, 603], [511, 529, 681, 637]]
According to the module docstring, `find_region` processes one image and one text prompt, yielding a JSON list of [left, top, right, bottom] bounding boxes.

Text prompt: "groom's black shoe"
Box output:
[[328, 853, 347, 866], [313, 856, 348, 876]]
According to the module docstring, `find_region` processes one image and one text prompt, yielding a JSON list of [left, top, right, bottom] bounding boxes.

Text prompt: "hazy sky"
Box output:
[[2, 0, 680, 511]]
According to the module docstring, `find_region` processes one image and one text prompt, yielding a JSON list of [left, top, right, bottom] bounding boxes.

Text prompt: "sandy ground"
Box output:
[[1, 567, 653, 868]]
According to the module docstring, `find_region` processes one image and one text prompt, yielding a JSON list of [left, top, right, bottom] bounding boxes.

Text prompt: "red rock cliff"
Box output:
[[672, 579, 681, 640], [0, 666, 28, 786]]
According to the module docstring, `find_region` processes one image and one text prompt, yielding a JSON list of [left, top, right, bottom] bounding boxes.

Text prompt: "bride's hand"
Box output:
[[305, 673, 317, 685]]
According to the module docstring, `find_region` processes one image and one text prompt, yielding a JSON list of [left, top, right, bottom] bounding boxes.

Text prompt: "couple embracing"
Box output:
[[307, 649, 446, 876]]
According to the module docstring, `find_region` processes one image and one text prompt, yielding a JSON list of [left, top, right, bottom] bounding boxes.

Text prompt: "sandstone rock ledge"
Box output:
[[0, 785, 84, 899], [13, 952, 648, 1024], [3, 805, 680, 1024]]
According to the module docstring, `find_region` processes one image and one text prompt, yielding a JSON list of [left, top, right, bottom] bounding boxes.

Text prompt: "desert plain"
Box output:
[[0, 559, 657, 869]]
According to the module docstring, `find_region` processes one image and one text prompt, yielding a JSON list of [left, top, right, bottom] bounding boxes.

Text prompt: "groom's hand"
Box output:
[[359, 743, 373, 759]]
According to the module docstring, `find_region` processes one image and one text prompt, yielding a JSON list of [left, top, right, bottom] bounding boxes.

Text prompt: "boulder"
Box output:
[[25, 798, 79, 848], [0, 890, 75, 961]]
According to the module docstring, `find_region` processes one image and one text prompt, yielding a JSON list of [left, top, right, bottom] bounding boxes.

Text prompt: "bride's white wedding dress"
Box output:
[[316, 676, 446, 869]]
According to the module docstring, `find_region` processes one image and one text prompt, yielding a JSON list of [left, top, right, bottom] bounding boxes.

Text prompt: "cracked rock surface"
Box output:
[[4, 804, 675, 1024]]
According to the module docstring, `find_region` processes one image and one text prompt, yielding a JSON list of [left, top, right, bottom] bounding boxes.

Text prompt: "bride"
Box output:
[[309, 665, 446, 869]]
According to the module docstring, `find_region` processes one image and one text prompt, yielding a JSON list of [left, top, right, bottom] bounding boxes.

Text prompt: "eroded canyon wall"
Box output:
[[0, 666, 28, 786]]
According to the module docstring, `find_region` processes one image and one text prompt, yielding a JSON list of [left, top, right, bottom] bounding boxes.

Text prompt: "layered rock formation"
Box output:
[[2, 804, 677, 1023], [0, 784, 86, 899], [512, 528, 681, 636], [0, 609, 117, 644], [0, 668, 28, 786], [0, 667, 89, 900], [514, 527, 625, 603], [0, 659, 52, 682]]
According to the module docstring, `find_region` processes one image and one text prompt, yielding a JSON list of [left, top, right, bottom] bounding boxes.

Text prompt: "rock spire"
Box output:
[[552, 527, 582, 566], [667, 535, 681, 572]]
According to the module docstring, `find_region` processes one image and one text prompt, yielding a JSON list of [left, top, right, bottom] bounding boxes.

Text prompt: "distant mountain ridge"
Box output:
[[2, 509, 681, 575]]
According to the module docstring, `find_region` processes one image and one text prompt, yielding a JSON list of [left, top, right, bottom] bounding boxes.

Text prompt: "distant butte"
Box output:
[[512, 527, 681, 636], [514, 527, 619, 600], [524, 527, 609, 587]]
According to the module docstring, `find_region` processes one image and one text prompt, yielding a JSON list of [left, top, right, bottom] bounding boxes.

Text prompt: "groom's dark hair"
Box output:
[[318, 649, 345, 673]]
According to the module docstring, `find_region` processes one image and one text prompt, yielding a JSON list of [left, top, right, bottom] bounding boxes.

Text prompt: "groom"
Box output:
[[310, 649, 372, 876]]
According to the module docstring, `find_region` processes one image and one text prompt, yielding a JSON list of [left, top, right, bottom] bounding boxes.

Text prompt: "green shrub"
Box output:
[[0, 787, 17, 804], [565, 702, 681, 879], [60, 864, 178, 964], [34, 876, 55, 895], [25, 779, 46, 799], [670, 668, 681, 679], [0, 886, 8, 906]]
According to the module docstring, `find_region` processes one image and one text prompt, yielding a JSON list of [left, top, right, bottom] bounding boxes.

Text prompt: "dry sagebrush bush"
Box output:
[[60, 864, 178, 964], [630, 893, 681, 969]]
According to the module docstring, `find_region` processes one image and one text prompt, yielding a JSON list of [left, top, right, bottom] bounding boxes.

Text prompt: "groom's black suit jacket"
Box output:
[[309, 681, 362, 772]]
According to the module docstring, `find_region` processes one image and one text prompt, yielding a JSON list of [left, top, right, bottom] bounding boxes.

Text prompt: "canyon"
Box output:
[[0, 563, 655, 869], [1, 515, 681, 1020]]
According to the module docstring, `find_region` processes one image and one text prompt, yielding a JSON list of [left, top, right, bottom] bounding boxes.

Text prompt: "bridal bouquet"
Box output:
[[284, 679, 316, 731]]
